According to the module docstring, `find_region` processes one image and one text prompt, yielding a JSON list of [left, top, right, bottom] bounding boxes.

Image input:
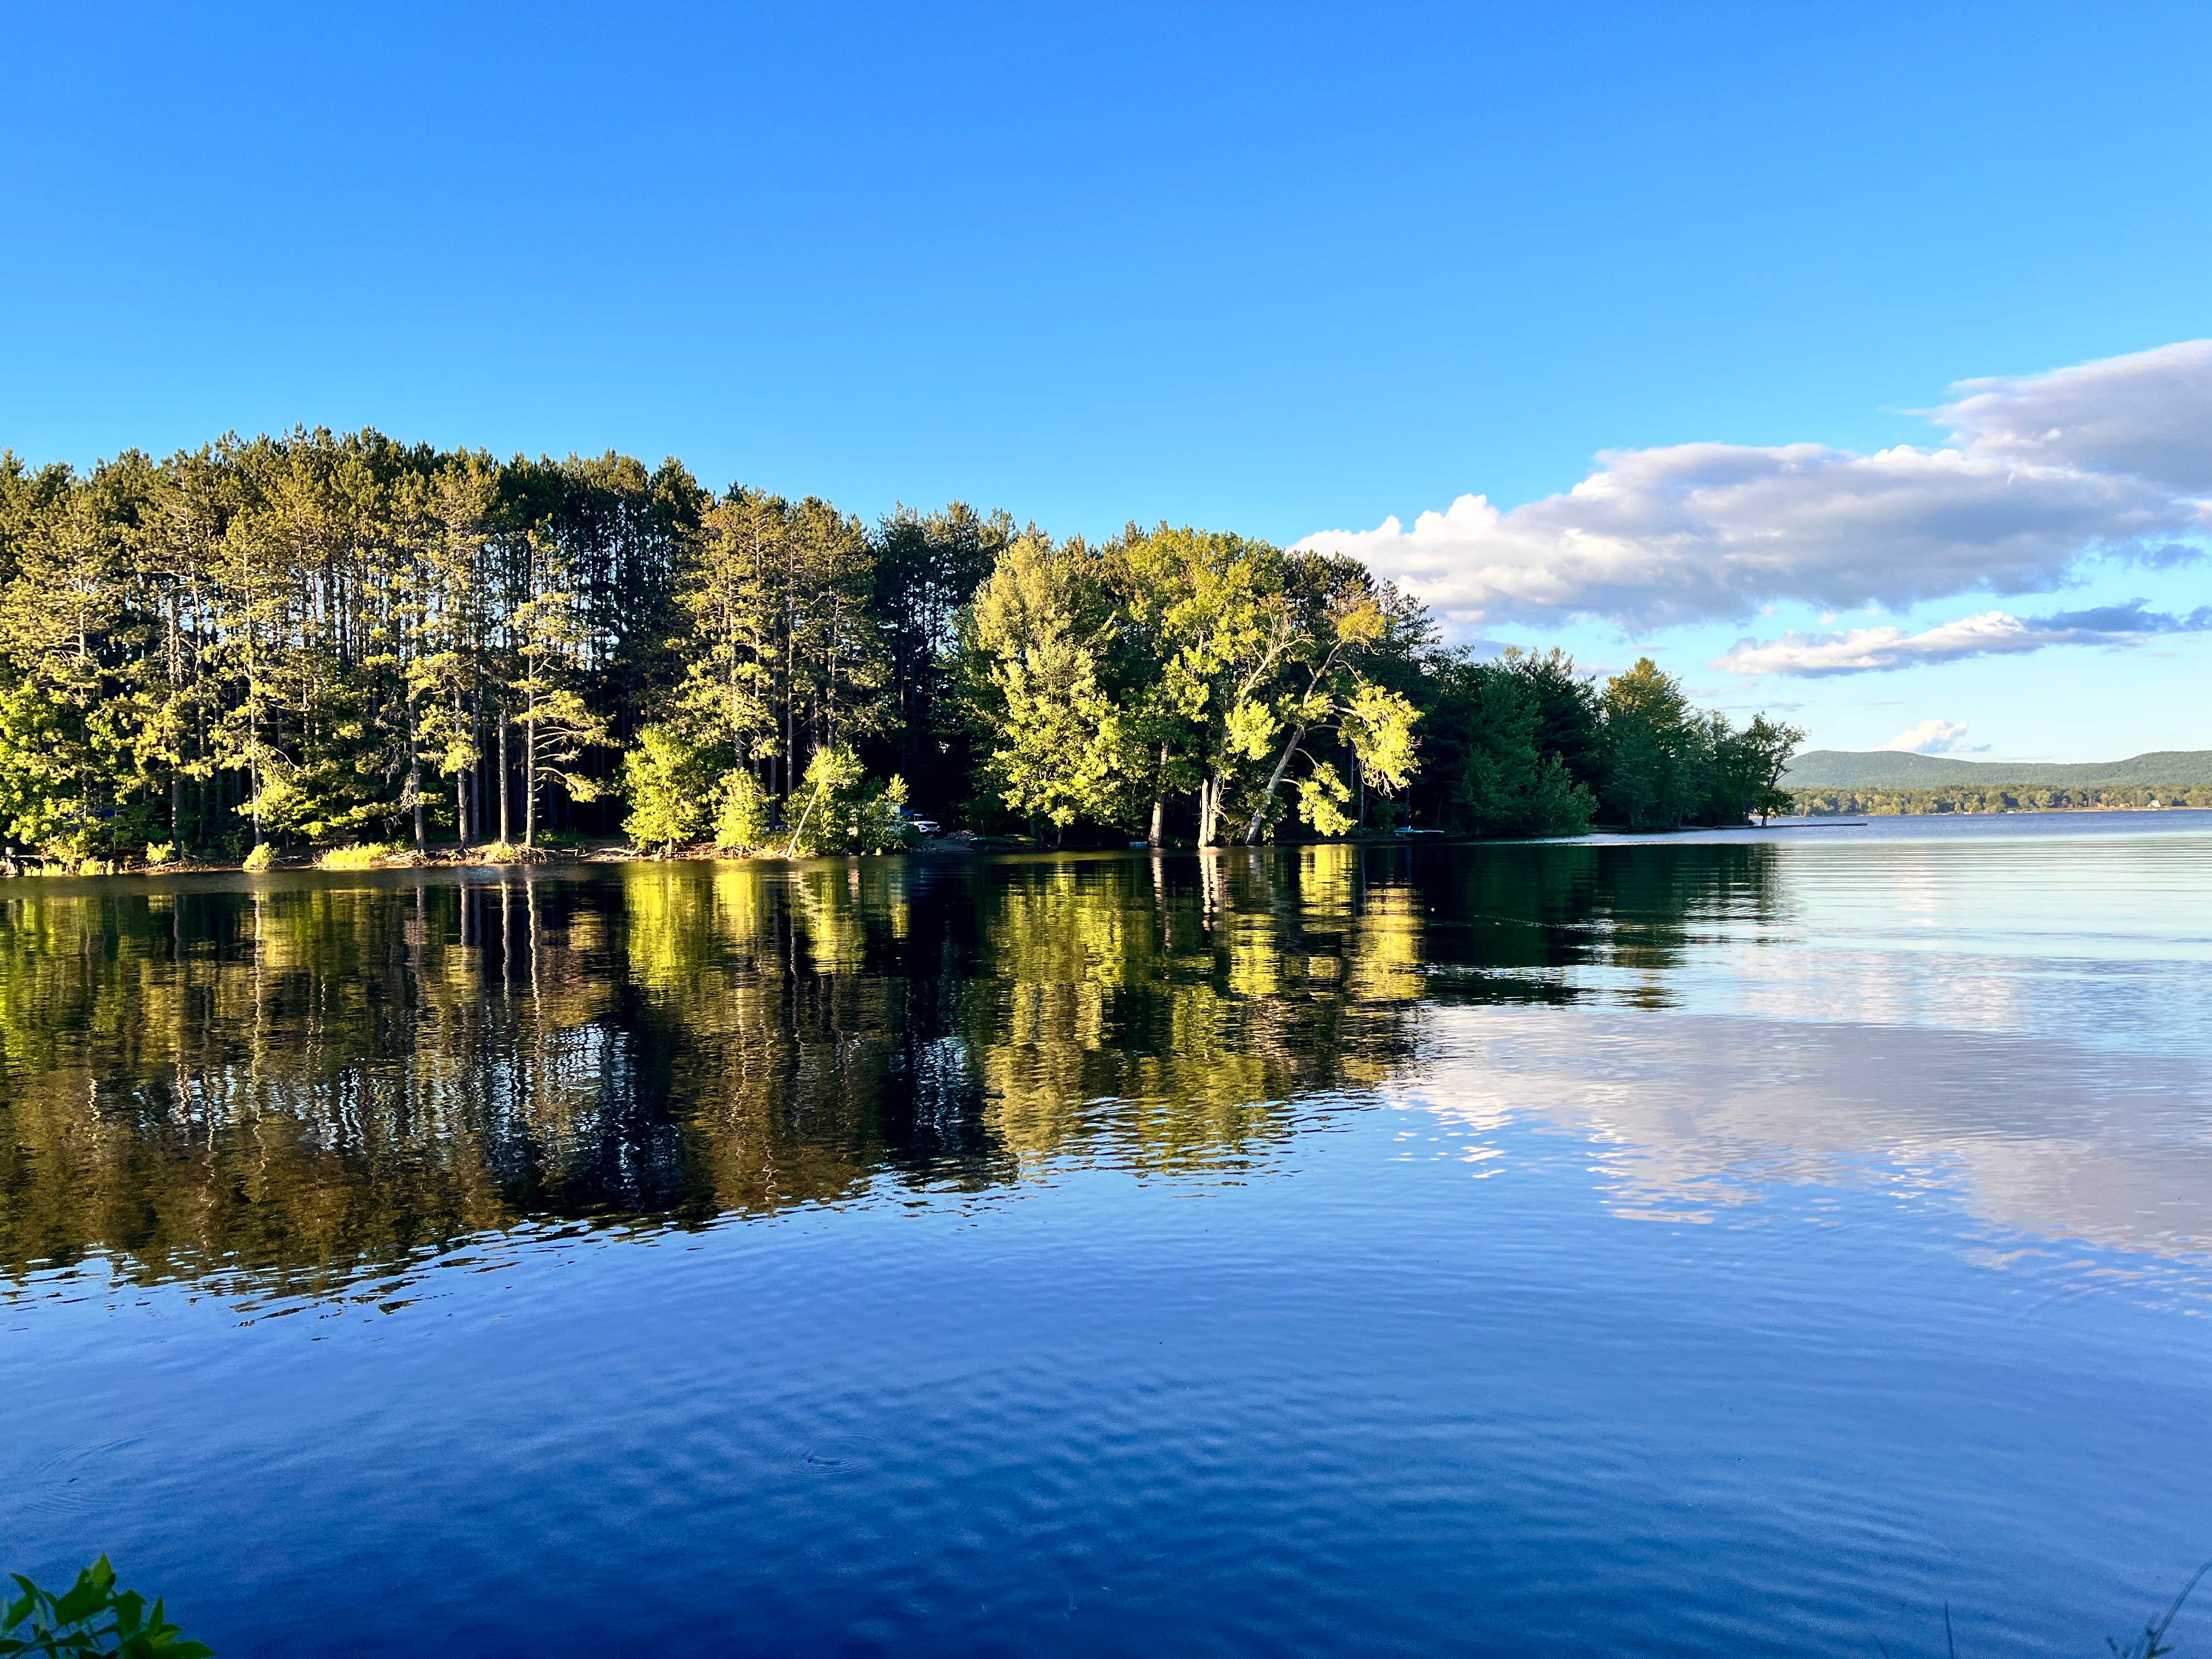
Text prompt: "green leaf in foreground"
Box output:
[[0, 1558, 208, 1657]]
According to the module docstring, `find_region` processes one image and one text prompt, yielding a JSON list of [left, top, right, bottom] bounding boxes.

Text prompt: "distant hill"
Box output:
[[1782, 749, 2212, 790]]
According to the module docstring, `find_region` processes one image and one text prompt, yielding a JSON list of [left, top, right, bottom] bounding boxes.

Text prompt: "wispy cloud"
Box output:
[[1295, 342, 2212, 640], [1710, 601, 2212, 678], [1882, 719, 1985, 754]]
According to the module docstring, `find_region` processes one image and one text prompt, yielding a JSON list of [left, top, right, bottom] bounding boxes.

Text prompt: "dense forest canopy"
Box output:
[[0, 429, 1801, 862]]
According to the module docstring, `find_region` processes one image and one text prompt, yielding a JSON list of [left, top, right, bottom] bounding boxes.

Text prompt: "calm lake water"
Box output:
[[4, 812, 2210, 1656]]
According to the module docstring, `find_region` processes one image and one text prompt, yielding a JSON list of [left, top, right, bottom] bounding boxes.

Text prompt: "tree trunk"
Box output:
[[524, 712, 537, 847], [455, 694, 472, 849], [472, 699, 486, 840], [408, 702, 425, 853], [247, 696, 262, 845], [497, 715, 510, 845], [1148, 743, 1169, 847], [1243, 724, 1308, 845]]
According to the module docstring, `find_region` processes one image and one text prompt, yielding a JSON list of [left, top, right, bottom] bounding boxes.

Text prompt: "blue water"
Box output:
[[3, 813, 2210, 1655]]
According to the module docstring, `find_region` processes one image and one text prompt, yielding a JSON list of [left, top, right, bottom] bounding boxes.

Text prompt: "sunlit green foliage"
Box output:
[[0, 682, 86, 856], [959, 526, 1430, 844], [0, 431, 1798, 861], [621, 724, 714, 854], [0, 436, 700, 861], [1113, 527, 1424, 845], [713, 766, 772, 853], [783, 745, 910, 856], [964, 535, 1133, 832], [315, 842, 399, 870]]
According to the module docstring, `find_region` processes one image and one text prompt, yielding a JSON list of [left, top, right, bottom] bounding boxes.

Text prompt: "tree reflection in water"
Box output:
[[0, 842, 1781, 1296]]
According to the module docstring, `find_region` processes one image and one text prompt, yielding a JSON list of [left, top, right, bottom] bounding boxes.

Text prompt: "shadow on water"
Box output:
[[0, 841, 1780, 1295]]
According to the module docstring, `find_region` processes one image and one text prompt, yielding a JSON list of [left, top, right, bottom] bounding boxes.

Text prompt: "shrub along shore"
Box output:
[[0, 429, 1802, 873]]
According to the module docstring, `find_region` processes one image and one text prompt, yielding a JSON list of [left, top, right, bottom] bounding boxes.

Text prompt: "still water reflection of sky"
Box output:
[[2, 811, 2209, 1657]]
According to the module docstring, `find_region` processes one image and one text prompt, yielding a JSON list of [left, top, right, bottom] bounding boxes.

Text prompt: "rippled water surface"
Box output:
[[4, 814, 2210, 1655]]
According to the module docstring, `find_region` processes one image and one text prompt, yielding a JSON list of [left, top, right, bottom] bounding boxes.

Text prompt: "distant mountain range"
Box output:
[[1781, 749, 2212, 790]]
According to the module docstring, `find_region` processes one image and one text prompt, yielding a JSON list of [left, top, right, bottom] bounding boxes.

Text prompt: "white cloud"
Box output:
[[1939, 340, 2212, 495], [1882, 719, 1984, 754], [1296, 341, 2212, 636], [1710, 600, 2212, 678]]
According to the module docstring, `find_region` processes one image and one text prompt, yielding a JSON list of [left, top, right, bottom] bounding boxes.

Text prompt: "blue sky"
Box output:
[[3, 2, 2207, 760]]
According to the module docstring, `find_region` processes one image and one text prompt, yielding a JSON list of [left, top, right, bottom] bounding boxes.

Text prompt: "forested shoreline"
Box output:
[[1791, 784, 2212, 817], [0, 428, 1801, 869]]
